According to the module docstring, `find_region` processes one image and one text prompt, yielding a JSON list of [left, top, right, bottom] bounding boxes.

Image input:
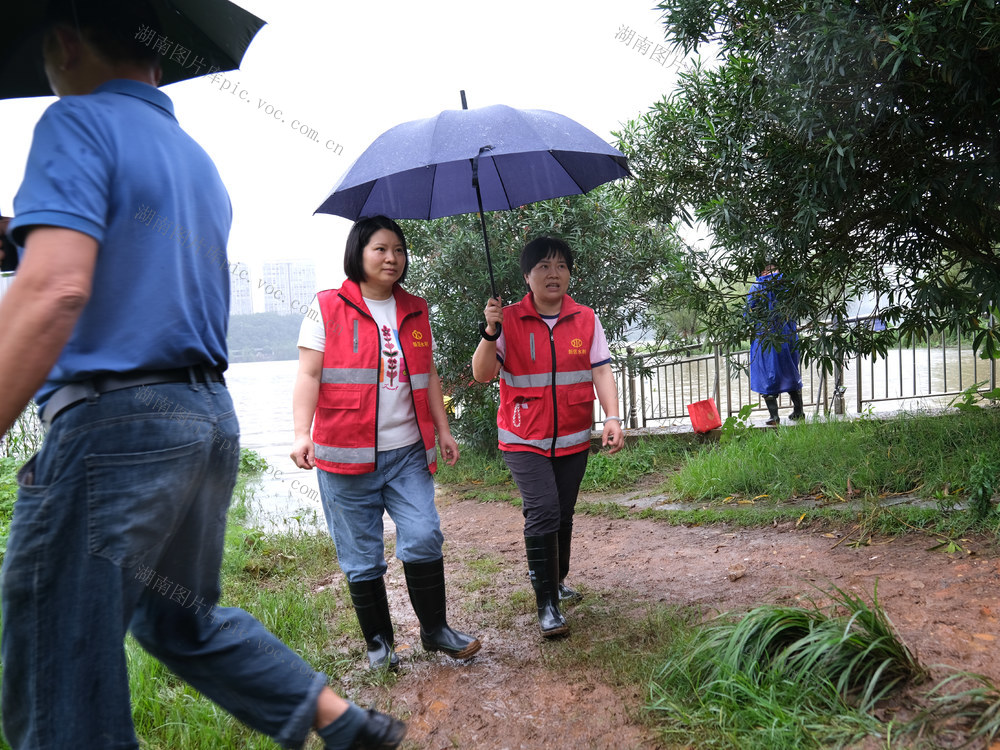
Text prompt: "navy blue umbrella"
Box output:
[[315, 93, 631, 334]]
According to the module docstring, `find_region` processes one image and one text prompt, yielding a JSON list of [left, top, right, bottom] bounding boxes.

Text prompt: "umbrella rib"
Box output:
[[425, 163, 439, 219], [493, 158, 516, 211]]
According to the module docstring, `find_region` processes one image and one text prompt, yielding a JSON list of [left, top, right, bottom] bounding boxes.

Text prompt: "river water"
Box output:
[[225, 359, 326, 532]]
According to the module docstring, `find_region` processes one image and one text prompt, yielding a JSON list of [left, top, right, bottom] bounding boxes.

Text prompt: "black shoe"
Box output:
[[765, 417, 780, 426], [350, 707, 407, 750], [347, 578, 399, 670], [403, 559, 481, 660], [525, 533, 569, 638], [788, 411, 805, 421]]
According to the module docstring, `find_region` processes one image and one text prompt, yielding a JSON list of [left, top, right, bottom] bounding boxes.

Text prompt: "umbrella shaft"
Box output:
[[471, 167, 498, 299], [477, 205, 498, 300]]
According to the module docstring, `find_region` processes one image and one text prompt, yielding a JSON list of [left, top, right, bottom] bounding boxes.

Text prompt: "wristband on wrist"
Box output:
[[604, 416, 621, 424], [479, 320, 501, 341]]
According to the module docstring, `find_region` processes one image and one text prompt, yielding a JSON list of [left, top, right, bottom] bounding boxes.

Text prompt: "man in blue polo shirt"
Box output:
[[0, 3, 405, 749]]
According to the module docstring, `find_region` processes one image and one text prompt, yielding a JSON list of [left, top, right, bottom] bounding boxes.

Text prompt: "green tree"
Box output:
[[402, 186, 686, 451], [616, 0, 1000, 368]]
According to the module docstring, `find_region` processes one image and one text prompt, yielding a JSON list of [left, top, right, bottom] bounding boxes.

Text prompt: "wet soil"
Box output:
[[331, 489, 1000, 750]]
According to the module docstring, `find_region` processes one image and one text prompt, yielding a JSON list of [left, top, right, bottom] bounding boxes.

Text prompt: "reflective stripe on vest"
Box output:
[[410, 372, 430, 390], [314, 443, 376, 466], [500, 369, 593, 389], [321, 367, 377, 384], [498, 427, 593, 451]]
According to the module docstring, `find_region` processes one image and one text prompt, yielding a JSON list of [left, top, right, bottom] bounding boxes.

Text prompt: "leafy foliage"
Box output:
[[616, 0, 1000, 372], [238, 448, 268, 475], [719, 403, 754, 444], [949, 379, 1000, 412], [402, 187, 686, 450]]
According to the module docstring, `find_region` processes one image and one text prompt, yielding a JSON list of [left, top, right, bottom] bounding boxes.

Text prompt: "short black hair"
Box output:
[[343, 216, 408, 285], [43, 0, 162, 66], [519, 236, 573, 277]]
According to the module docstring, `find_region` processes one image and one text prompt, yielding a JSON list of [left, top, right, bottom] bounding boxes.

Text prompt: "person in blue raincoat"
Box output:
[[747, 265, 804, 424]]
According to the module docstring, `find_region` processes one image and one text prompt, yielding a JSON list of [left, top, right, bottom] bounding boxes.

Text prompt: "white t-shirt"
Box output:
[[298, 294, 427, 451]]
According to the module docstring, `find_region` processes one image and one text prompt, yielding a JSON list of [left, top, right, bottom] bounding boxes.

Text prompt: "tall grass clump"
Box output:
[[647, 585, 926, 749]]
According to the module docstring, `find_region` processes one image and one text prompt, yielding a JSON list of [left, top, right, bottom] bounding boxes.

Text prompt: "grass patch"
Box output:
[[581, 439, 691, 491], [669, 410, 1000, 508], [434, 448, 509, 486], [462, 551, 506, 593], [438, 409, 1000, 540]]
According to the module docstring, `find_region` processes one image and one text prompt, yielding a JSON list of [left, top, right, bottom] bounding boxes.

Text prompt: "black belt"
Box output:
[[40, 366, 225, 429]]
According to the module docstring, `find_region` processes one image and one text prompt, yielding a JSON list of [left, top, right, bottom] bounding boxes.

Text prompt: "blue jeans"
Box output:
[[317, 441, 443, 582], [1, 382, 325, 750]]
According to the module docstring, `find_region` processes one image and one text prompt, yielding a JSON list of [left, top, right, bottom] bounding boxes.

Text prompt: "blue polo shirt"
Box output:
[[10, 79, 232, 408]]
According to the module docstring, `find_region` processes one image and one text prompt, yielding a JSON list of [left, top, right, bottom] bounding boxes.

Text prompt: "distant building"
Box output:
[[229, 261, 253, 315], [262, 260, 316, 315]]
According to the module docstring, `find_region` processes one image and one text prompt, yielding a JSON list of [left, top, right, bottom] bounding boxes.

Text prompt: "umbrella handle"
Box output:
[[479, 320, 501, 341]]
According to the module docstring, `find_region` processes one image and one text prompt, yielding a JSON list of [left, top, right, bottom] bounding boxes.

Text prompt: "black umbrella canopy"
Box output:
[[0, 0, 265, 100]]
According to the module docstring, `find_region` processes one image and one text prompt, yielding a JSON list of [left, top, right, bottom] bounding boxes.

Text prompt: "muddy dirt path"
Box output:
[[336, 492, 1000, 750]]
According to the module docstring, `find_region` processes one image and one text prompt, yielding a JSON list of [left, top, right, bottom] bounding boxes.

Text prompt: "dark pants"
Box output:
[[502, 449, 589, 536]]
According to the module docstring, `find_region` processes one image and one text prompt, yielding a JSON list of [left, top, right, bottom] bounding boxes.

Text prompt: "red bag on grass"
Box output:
[[687, 398, 722, 433]]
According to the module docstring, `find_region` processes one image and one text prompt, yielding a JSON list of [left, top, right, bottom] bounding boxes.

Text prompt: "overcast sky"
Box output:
[[1, 0, 690, 294]]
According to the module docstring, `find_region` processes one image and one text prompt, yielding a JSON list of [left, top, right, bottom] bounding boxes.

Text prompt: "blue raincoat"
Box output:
[[747, 271, 803, 396]]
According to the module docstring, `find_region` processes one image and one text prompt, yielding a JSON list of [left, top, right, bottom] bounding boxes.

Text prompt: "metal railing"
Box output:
[[598, 318, 998, 429]]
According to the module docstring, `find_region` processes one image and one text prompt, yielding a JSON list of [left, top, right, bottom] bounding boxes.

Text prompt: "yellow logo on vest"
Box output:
[[411, 329, 430, 348], [568, 337, 587, 356]]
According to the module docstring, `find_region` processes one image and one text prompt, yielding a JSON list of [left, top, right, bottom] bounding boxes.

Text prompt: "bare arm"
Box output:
[[0, 227, 96, 435], [427, 363, 459, 466], [471, 296, 502, 382], [592, 363, 624, 454], [290, 346, 323, 469]]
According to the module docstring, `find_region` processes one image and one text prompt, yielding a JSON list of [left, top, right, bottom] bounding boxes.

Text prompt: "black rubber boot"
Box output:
[[349, 706, 407, 749], [764, 395, 780, 425], [557, 524, 580, 601], [788, 389, 805, 420], [347, 578, 399, 670], [525, 533, 569, 638], [402, 559, 481, 660]]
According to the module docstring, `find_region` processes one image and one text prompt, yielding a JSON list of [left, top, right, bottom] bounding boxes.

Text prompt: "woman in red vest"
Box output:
[[472, 237, 625, 637], [291, 216, 479, 670]]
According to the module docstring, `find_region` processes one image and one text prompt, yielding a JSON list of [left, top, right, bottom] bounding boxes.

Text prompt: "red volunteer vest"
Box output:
[[497, 293, 596, 457], [312, 280, 437, 475]]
